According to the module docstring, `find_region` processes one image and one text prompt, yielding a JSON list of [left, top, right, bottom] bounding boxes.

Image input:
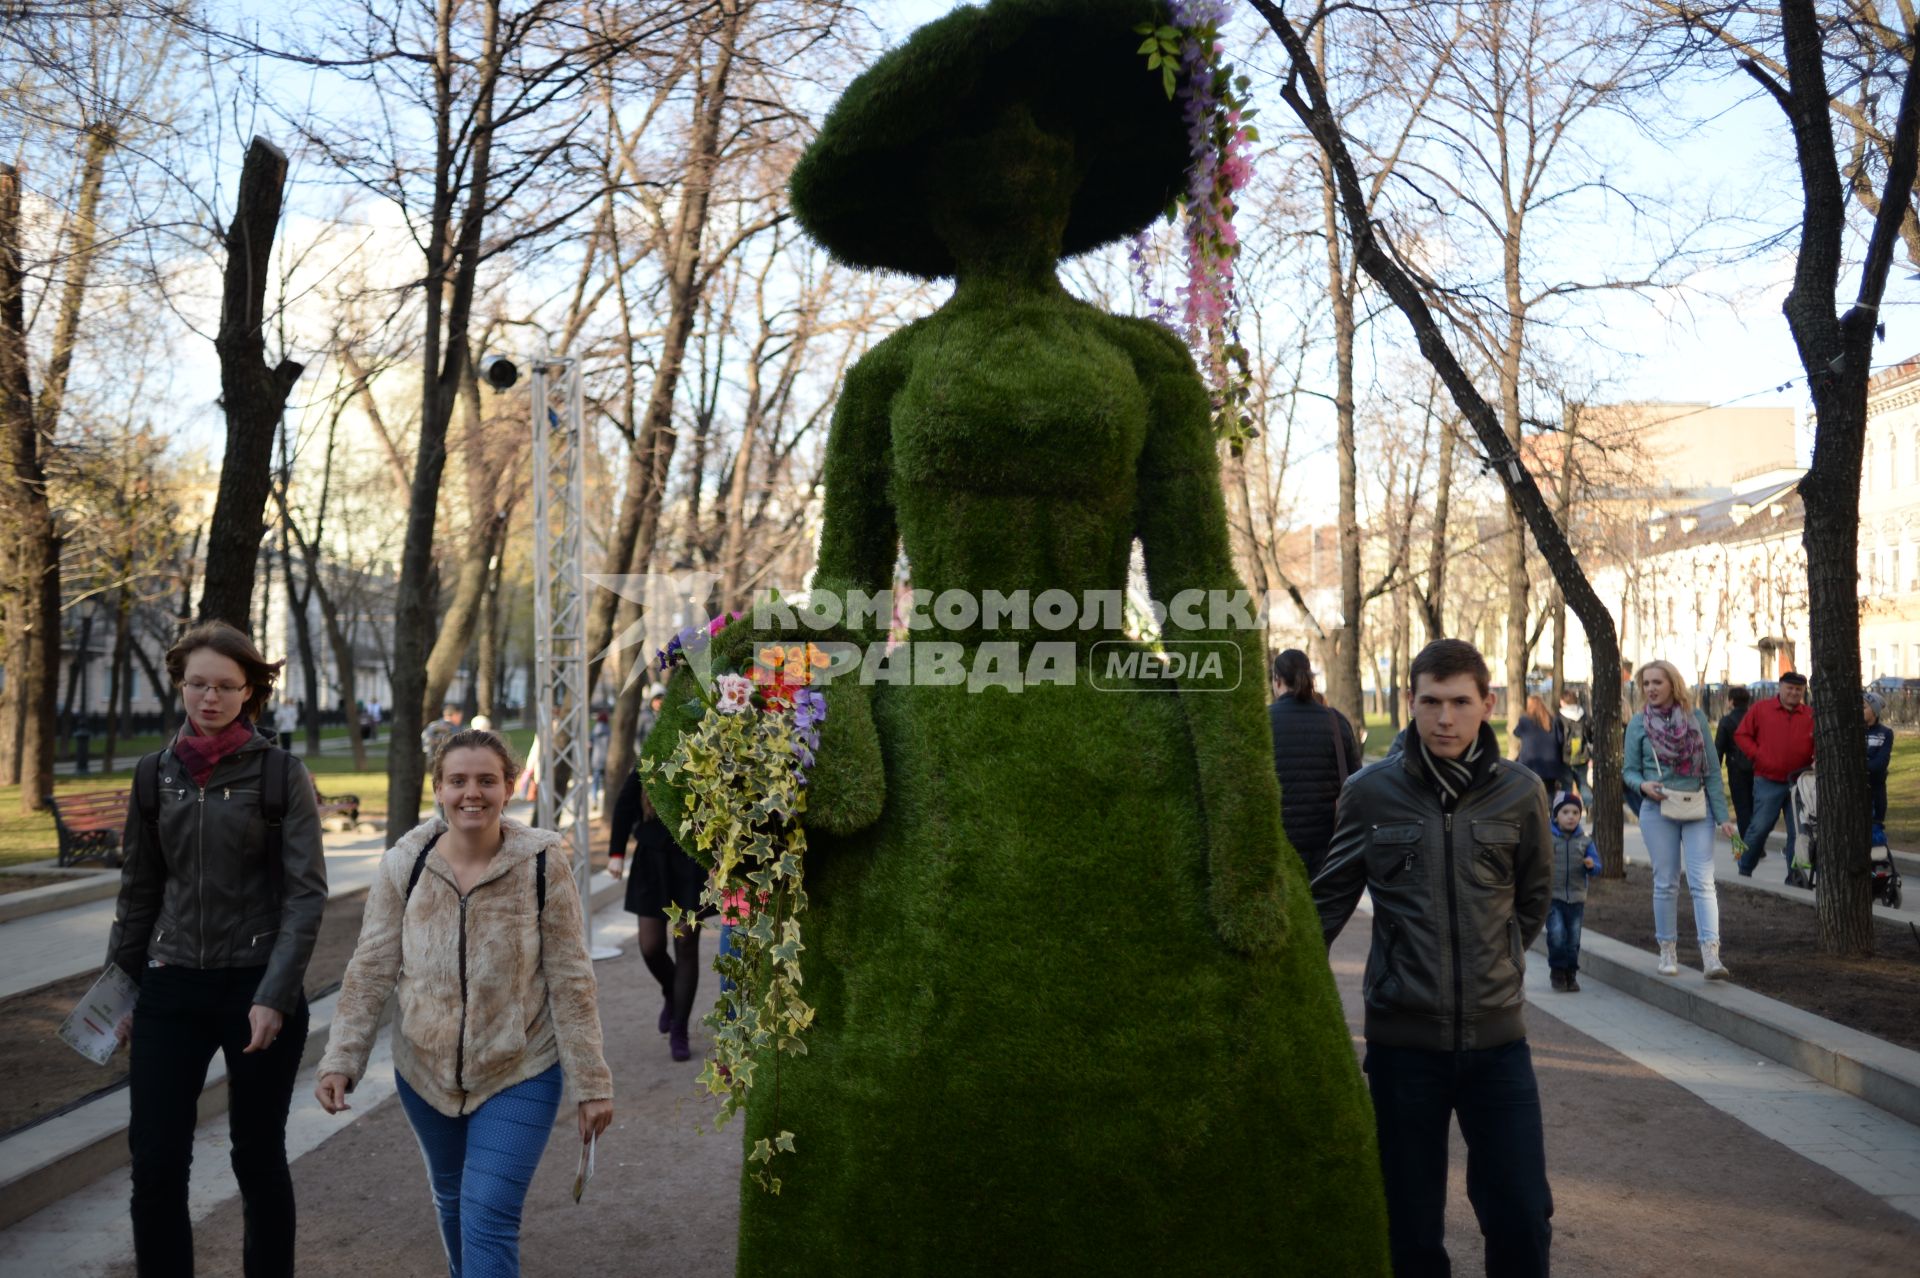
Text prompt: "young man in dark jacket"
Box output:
[[1314, 639, 1554, 1278], [1715, 686, 1756, 846]]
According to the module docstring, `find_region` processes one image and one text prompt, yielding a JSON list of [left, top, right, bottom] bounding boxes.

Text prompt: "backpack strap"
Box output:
[[405, 830, 443, 904], [536, 848, 547, 916], [133, 751, 163, 862]]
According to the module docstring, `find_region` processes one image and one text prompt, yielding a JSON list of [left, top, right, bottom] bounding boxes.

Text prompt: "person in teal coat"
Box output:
[[1623, 660, 1738, 981]]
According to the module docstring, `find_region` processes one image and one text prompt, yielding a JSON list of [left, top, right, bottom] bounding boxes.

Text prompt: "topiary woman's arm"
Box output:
[[641, 339, 906, 849], [1126, 321, 1291, 955]]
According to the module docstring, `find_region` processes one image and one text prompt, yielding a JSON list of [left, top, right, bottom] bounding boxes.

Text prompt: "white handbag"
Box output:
[[1647, 718, 1708, 822]]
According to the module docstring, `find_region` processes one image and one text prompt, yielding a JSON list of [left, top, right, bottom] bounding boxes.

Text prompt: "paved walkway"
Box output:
[[1619, 816, 1920, 928], [5, 890, 1918, 1275]]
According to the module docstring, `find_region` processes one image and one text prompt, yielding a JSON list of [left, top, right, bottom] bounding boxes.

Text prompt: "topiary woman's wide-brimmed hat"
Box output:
[[790, 0, 1190, 279]]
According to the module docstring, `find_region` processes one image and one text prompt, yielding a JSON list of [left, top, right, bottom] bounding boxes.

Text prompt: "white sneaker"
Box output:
[[1701, 941, 1731, 981], [1657, 941, 1679, 977]]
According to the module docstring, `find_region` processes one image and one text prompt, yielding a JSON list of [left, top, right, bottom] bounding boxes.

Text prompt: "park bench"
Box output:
[[48, 790, 130, 868], [316, 791, 361, 827]]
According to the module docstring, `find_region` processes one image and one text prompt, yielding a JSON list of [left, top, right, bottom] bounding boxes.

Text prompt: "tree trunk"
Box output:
[[200, 137, 304, 629], [285, 532, 324, 755], [387, 0, 502, 844], [34, 122, 115, 451], [1423, 421, 1455, 643], [1260, 0, 1625, 874], [130, 632, 172, 740], [1763, 0, 1920, 956], [582, 1, 745, 696], [0, 165, 59, 811], [102, 584, 131, 772], [477, 542, 505, 720], [421, 361, 503, 717], [1550, 411, 1577, 697]]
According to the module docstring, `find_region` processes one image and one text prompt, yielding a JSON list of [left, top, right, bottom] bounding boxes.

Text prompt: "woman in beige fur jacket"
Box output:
[[316, 730, 613, 1276]]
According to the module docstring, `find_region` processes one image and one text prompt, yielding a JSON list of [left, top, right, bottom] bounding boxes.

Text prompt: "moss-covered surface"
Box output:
[[643, 1, 1389, 1269]]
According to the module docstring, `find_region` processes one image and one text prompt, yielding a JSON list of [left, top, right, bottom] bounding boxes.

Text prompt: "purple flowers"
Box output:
[[789, 688, 826, 784], [656, 611, 741, 672]]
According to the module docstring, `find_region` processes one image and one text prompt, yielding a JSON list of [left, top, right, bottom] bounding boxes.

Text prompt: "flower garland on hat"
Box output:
[[1136, 0, 1258, 454]]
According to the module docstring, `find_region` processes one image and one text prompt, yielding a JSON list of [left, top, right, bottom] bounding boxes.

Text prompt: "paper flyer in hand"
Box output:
[[572, 1132, 597, 1203], [58, 965, 140, 1066]]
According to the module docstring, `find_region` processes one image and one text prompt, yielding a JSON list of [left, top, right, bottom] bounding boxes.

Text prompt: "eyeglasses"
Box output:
[[182, 680, 248, 697]]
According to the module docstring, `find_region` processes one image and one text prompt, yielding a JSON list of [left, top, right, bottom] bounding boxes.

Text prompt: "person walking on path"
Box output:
[[105, 621, 329, 1278], [1864, 691, 1893, 835], [1315, 638, 1555, 1277], [1716, 686, 1756, 846], [1624, 660, 1738, 980], [316, 730, 614, 1278], [608, 767, 714, 1062], [1267, 648, 1361, 878], [1734, 671, 1815, 881], [1546, 790, 1599, 993], [1557, 690, 1591, 798], [1510, 694, 1565, 801], [421, 702, 464, 760]]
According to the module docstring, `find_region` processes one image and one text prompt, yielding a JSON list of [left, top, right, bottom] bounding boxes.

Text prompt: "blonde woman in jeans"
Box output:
[[1622, 660, 1739, 980]]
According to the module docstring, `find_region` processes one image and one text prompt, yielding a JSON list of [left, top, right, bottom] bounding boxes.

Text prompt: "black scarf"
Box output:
[[1414, 722, 1499, 810]]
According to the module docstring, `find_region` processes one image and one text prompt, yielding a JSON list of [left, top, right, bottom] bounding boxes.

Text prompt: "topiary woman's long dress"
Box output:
[[641, 2, 1389, 1272]]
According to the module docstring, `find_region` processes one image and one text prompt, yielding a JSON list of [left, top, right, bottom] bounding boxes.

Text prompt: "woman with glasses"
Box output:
[[104, 620, 328, 1276]]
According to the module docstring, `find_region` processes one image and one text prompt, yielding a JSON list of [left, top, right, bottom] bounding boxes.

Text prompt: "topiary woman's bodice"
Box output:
[[886, 291, 1156, 643]]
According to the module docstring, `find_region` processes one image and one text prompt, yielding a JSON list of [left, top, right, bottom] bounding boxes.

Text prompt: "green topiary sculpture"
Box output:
[[642, 1, 1390, 1270]]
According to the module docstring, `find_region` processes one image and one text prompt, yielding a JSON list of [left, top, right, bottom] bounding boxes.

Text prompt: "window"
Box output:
[[1895, 547, 1903, 594], [1913, 428, 1919, 483], [1869, 647, 1879, 677], [1869, 439, 1879, 492]]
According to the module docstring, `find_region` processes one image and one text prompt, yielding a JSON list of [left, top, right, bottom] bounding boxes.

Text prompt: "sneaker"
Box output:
[[670, 1025, 692, 1062], [1657, 940, 1679, 977], [1702, 941, 1731, 981]]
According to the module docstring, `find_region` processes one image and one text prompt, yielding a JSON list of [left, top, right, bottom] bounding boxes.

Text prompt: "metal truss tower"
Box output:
[[530, 359, 617, 958]]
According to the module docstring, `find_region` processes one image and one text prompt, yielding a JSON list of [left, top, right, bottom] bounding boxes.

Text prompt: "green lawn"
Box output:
[[1881, 731, 1920, 850], [1360, 712, 1507, 761], [0, 727, 539, 868]]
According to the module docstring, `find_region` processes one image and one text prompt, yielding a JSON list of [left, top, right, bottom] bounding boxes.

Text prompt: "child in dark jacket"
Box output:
[[1865, 692, 1894, 833], [1548, 789, 1600, 992]]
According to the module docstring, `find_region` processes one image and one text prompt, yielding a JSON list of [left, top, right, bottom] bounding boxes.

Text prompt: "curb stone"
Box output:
[[1541, 926, 1920, 1128]]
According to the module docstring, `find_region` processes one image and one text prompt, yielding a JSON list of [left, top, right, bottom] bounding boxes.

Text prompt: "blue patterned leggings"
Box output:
[[395, 1062, 562, 1278]]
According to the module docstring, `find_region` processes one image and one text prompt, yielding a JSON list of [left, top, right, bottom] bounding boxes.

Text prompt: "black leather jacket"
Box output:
[[1313, 728, 1551, 1052], [104, 729, 328, 1014]]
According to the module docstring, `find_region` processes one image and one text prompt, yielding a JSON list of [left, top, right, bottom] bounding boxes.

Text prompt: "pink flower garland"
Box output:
[[1136, 1, 1258, 454]]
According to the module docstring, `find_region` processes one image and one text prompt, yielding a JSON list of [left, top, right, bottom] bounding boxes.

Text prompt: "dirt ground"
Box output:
[[0, 873, 98, 896], [0, 889, 370, 1135], [1579, 865, 1920, 1052], [98, 906, 1920, 1278]]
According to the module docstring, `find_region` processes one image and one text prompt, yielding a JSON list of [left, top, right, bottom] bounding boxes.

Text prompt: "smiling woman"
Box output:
[[316, 726, 614, 1278]]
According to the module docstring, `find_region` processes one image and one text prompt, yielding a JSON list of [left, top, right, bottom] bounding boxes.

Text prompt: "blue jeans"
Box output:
[[1642, 802, 1721, 945], [1364, 1039, 1553, 1278], [1546, 901, 1584, 972], [396, 1063, 562, 1278], [1739, 776, 1797, 877]]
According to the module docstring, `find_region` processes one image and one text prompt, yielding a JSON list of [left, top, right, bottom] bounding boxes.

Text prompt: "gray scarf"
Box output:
[[1418, 730, 1486, 810]]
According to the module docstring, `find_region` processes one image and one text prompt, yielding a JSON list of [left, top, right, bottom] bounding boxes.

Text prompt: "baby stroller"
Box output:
[[1786, 767, 1904, 906], [1789, 769, 1819, 889]]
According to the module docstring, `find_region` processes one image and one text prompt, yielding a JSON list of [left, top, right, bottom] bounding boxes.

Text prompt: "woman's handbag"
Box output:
[[1647, 717, 1708, 823]]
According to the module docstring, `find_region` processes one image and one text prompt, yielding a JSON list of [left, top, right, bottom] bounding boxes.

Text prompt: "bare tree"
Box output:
[[1255, 0, 1632, 873], [200, 137, 305, 627]]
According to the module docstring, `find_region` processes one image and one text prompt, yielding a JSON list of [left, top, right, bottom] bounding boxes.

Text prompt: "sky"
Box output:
[[877, 0, 1920, 485]]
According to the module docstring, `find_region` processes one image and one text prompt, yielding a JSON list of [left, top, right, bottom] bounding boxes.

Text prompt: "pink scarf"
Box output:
[[1644, 702, 1703, 779], [173, 717, 256, 788]]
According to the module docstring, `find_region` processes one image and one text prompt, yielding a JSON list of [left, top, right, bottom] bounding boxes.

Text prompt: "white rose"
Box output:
[[714, 673, 754, 714]]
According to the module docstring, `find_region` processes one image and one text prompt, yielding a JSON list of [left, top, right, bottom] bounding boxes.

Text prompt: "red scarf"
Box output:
[[173, 717, 257, 788]]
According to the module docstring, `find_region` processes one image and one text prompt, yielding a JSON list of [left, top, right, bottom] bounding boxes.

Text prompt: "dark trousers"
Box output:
[[1727, 766, 1754, 846], [1364, 1039, 1553, 1278], [129, 964, 310, 1277], [1871, 773, 1888, 827], [1545, 901, 1584, 973]]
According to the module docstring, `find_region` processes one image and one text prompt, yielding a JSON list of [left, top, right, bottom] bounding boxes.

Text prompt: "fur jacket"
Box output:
[[319, 817, 614, 1116]]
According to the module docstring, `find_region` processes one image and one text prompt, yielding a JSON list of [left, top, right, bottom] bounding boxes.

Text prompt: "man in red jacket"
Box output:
[[1733, 671, 1815, 882]]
